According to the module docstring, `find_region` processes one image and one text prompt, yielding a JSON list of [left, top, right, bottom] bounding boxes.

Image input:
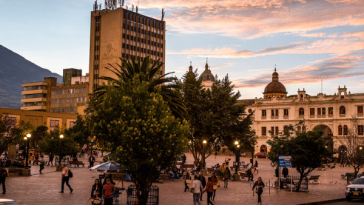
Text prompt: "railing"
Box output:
[[283, 116, 289, 119], [261, 116, 266, 120], [358, 113, 363, 117], [270, 116, 279, 119], [340, 114, 346, 118], [310, 115, 315, 118], [298, 115, 304, 119], [328, 114, 333, 118]]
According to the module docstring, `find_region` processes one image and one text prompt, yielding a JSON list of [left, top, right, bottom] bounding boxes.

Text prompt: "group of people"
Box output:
[[340, 157, 351, 167], [88, 176, 116, 205]]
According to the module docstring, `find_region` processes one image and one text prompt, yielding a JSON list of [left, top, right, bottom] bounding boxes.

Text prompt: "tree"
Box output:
[[268, 126, 329, 191], [336, 118, 364, 177], [30, 125, 48, 148], [64, 115, 90, 147], [89, 75, 189, 205], [181, 71, 255, 169], [38, 130, 79, 161], [93, 56, 186, 119]]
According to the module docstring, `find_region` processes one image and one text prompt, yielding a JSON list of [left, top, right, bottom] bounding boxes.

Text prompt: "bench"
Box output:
[[207, 168, 214, 173], [240, 172, 253, 181], [309, 175, 320, 183], [181, 164, 194, 169], [69, 161, 85, 168], [341, 173, 354, 180]]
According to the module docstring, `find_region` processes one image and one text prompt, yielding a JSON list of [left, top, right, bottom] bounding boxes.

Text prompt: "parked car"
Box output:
[[345, 176, 364, 201], [254, 152, 268, 158], [0, 199, 19, 204]]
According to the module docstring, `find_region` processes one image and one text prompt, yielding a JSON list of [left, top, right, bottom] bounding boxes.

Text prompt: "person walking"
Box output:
[[202, 177, 214, 205], [48, 153, 54, 167], [103, 179, 115, 205], [39, 156, 45, 174], [33, 152, 39, 165], [0, 164, 7, 194], [197, 172, 206, 201], [60, 164, 73, 193], [191, 175, 202, 205], [282, 167, 289, 178], [254, 160, 259, 173], [91, 179, 103, 199], [220, 163, 225, 178], [89, 154, 95, 170], [215, 165, 221, 187], [252, 177, 265, 205], [211, 173, 218, 201], [182, 169, 190, 192], [223, 167, 230, 188]]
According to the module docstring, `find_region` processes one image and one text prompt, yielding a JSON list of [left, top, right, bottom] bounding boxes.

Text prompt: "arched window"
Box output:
[[297, 126, 301, 133], [338, 125, 342, 135], [343, 125, 348, 135], [248, 109, 252, 113], [299, 108, 304, 115], [302, 126, 306, 132], [340, 106, 346, 114]]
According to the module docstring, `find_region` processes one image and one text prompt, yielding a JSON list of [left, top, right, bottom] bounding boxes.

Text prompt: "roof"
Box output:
[[263, 71, 287, 94]]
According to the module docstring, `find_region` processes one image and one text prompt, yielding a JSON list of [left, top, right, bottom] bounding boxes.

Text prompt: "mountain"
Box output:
[[0, 45, 62, 109]]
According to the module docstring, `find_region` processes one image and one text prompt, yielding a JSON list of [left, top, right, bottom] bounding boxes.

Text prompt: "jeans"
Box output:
[[224, 179, 228, 187], [258, 193, 262, 203], [212, 189, 216, 199], [207, 192, 214, 205], [61, 177, 72, 192], [184, 181, 189, 191], [0, 179, 5, 193], [40, 164, 44, 173], [193, 193, 201, 205]]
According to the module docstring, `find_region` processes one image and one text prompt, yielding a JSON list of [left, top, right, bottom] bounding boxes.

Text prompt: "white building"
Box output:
[[242, 69, 364, 157]]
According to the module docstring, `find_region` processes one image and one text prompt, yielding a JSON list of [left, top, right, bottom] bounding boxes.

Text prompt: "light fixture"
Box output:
[[237, 145, 240, 148], [203, 140, 207, 144], [60, 134, 64, 139], [24, 137, 27, 140], [235, 141, 238, 145], [26, 133, 31, 138], [360, 147, 363, 150]]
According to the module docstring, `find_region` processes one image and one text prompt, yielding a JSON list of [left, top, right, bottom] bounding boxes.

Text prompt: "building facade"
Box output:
[[63, 68, 82, 86], [243, 70, 364, 156], [89, 3, 166, 92]]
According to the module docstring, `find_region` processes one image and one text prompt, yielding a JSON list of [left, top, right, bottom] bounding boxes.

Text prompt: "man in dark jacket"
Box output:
[[0, 164, 7, 194], [282, 167, 289, 178], [198, 172, 206, 201], [89, 154, 95, 170]]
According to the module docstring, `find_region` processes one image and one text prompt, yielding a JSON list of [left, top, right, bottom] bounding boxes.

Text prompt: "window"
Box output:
[[299, 108, 304, 115], [338, 125, 342, 135], [248, 109, 252, 113], [271, 127, 274, 135], [297, 126, 301, 133], [322, 108, 326, 115], [50, 119, 59, 131], [317, 108, 321, 115], [329, 107, 333, 115], [310, 108, 315, 116], [343, 125, 348, 135], [340, 106, 346, 114], [262, 110, 266, 117], [275, 109, 279, 116], [271, 109, 274, 116], [284, 109, 289, 116], [70, 121, 76, 128], [262, 127, 266, 136], [302, 126, 306, 132], [5, 116, 16, 130], [275, 127, 279, 135], [358, 125, 364, 135], [358, 106, 363, 114], [284, 125, 289, 132]]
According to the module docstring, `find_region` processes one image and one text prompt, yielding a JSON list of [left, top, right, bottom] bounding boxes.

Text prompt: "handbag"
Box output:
[[213, 185, 218, 190], [190, 188, 195, 193]]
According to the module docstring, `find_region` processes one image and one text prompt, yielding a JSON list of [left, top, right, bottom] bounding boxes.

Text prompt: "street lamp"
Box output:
[[202, 140, 207, 170], [25, 134, 31, 168], [59, 134, 64, 165], [233, 141, 240, 181]]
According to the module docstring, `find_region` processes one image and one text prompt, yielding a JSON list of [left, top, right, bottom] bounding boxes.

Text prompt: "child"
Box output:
[[91, 190, 102, 205]]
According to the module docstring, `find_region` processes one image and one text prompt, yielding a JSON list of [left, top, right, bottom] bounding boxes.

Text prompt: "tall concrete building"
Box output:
[[89, 2, 166, 92], [63, 68, 82, 86]]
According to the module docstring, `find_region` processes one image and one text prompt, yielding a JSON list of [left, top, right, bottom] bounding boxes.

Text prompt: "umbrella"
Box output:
[[90, 160, 122, 171]]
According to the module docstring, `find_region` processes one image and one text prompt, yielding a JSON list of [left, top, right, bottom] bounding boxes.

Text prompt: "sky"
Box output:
[[1, 0, 364, 99]]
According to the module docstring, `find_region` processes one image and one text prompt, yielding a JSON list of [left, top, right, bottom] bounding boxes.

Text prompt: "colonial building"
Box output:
[[243, 69, 364, 156]]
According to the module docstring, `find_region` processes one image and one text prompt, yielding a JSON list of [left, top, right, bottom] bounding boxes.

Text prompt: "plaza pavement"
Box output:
[[1, 153, 359, 205]]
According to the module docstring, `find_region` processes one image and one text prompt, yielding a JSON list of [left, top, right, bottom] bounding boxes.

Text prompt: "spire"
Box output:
[[272, 65, 278, 81], [189, 61, 193, 72], [205, 57, 208, 71], [274, 64, 276, 72]]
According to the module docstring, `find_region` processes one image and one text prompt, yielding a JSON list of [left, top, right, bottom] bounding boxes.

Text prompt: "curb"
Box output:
[[297, 198, 346, 205]]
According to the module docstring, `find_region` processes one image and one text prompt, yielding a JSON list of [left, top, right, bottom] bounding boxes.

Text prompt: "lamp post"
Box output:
[[233, 141, 241, 181], [24, 134, 31, 169], [202, 140, 207, 170], [59, 134, 64, 165]]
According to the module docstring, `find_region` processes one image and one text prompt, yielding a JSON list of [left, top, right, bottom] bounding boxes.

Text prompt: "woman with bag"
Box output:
[[182, 169, 190, 192], [252, 177, 265, 205], [211, 173, 218, 200], [202, 177, 214, 205]]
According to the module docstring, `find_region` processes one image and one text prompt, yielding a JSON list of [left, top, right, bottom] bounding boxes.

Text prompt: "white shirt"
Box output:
[[62, 166, 69, 177], [191, 180, 202, 193]]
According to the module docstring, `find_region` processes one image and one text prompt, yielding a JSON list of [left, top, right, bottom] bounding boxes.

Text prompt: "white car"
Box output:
[[345, 176, 364, 201], [0, 199, 19, 205]]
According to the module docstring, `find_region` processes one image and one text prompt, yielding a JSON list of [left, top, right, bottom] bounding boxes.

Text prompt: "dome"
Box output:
[[263, 69, 287, 98], [200, 62, 215, 82]]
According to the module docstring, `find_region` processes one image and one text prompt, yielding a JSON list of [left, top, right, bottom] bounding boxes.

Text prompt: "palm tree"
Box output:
[[93, 56, 186, 119]]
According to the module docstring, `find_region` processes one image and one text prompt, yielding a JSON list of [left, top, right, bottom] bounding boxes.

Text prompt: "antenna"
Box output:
[[274, 64, 276, 72], [321, 77, 323, 94], [122, 0, 124, 6], [132, 4, 134, 12], [161, 8, 165, 21], [136, 6, 138, 13]]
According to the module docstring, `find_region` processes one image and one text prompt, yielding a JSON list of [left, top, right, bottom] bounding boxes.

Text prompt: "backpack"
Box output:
[[68, 169, 73, 178], [0, 170, 7, 178]]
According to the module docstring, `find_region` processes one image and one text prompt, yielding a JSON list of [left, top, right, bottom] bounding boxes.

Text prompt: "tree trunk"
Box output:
[[296, 174, 303, 192]]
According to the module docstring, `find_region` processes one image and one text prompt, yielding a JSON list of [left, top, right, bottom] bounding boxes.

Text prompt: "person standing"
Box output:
[[89, 154, 95, 170], [0, 164, 7, 194], [39, 156, 45, 174], [282, 167, 289, 178], [197, 172, 206, 201], [60, 164, 73, 193], [202, 177, 214, 205], [103, 179, 115, 205], [182, 169, 190, 192], [215, 165, 221, 187], [254, 160, 259, 173], [48, 153, 54, 167], [182, 154, 186, 164], [253, 177, 265, 205], [91, 179, 103, 199], [223, 167, 230, 188], [219, 163, 225, 178], [191, 175, 202, 205], [211, 173, 218, 201], [340, 158, 344, 167]]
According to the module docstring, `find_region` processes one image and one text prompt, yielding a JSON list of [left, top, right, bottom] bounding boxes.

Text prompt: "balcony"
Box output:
[[357, 113, 363, 118], [340, 114, 345, 118], [310, 115, 315, 118], [261, 116, 266, 120], [317, 115, 326, 118], [21, 89, 47, 95], [21, 105, 47, 111], [21, 97, 47, 103], [298, 115, 304, 119], [270, 116, 279, 119], [328, 114, 333, 118], [283, 116, 289, 119]]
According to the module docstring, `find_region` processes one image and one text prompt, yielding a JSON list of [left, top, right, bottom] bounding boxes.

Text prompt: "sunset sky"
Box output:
[[1, 0, 364, 99]]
